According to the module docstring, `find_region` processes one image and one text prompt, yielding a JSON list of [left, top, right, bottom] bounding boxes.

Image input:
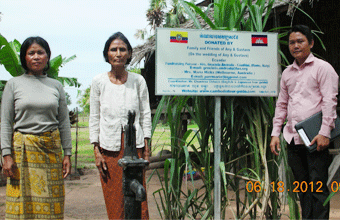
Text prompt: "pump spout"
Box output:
[[130, 179, 146, 201]]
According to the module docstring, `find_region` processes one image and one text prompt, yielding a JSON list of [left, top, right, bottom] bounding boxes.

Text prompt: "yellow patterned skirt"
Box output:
[[5, 130, 65, 220]]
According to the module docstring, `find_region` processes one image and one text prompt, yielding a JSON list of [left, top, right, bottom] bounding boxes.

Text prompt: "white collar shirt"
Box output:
[[89, 72, 151, 151]]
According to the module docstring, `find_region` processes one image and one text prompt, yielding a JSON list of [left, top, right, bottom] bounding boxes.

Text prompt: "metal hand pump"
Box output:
[[118, 111, 149, 219]]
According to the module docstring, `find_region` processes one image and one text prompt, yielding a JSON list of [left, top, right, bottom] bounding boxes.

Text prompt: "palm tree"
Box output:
[[146, 0, 167, 31], [135, 0, 195, 41], [164, 0, 192, 28]]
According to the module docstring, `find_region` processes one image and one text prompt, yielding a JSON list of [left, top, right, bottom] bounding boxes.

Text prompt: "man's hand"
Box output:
[[94, 145, 107, 178], [310, 134, 330, 151], [2, 155, 16, 178], [63, 155, 71, 178], [270, 136, 281, 156]]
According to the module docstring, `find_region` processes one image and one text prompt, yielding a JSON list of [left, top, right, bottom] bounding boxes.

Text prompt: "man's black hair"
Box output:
[[288, 25, 314, 44]]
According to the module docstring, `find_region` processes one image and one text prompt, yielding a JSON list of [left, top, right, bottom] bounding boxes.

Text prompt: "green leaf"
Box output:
[[56, 77, 81, 88], [12, 39, 21, 53], [279, 49, 290, 67], [46, 54, 81, 88], [262, 0, 275, 30], [180, 1, 204, 29], [268, 26, 291, 34], [290, 2, 322, 32], [151, 95, 168, 139], [48, 55, 63, 78], [233, 2, 247, 30], [0, 34, 24, 76], [62, 55, 77, 66], [312, 31, 326, 51], [323, 191, 336, 206]]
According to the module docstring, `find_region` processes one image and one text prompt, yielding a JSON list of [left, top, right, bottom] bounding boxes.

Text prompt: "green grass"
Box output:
[[150, 123, 201, 154], [76, 116, 89, 127], [71, 127, 94, 167], [71, 123, 201, 168]]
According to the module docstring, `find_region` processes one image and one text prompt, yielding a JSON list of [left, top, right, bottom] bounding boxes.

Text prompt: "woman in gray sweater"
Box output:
[[1, 36, 72, 219]]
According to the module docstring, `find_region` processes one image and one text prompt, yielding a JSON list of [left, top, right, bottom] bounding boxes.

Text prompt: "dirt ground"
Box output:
[[1, 168, 340, 220]]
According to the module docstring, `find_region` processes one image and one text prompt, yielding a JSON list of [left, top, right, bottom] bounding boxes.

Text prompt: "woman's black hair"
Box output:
[[20, 36, 51, 72], [103, 32, 133, 65], [288, 25, 314, 44]]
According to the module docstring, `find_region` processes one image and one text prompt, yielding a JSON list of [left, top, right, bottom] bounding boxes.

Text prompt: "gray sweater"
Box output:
[[1, 73, 72, 156]]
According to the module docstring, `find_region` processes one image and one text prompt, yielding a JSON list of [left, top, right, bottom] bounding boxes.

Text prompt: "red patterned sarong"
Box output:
[[98, 132, 149, 220]]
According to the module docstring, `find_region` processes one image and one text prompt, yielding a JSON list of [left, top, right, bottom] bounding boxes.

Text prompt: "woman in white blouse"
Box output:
[[89, 32, 151, 219]]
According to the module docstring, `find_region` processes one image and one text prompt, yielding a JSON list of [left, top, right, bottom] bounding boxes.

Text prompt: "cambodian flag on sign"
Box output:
[[170, 31, 188, 43], [251, 35, 268, 46]]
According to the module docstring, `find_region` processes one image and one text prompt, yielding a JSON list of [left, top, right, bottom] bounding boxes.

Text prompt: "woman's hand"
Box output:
[[94, 144, 107, 177], [63, 155, 71, 178], [2, 155, 16, 178], [144, 138, 151, 162]]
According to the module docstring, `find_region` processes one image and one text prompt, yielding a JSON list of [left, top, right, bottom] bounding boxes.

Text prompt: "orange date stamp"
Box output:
[[246, 181, 340, 193]]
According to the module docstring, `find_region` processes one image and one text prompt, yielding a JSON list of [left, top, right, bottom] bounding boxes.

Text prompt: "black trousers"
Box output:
[[287, 140, 332, 219]]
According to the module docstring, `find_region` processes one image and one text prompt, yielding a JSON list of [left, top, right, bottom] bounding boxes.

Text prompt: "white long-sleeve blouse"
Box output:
[[89, 72, 152, 151]]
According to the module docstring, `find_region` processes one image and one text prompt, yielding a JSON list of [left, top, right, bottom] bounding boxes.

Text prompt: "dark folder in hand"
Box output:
[[294, 111, 340, 153]]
